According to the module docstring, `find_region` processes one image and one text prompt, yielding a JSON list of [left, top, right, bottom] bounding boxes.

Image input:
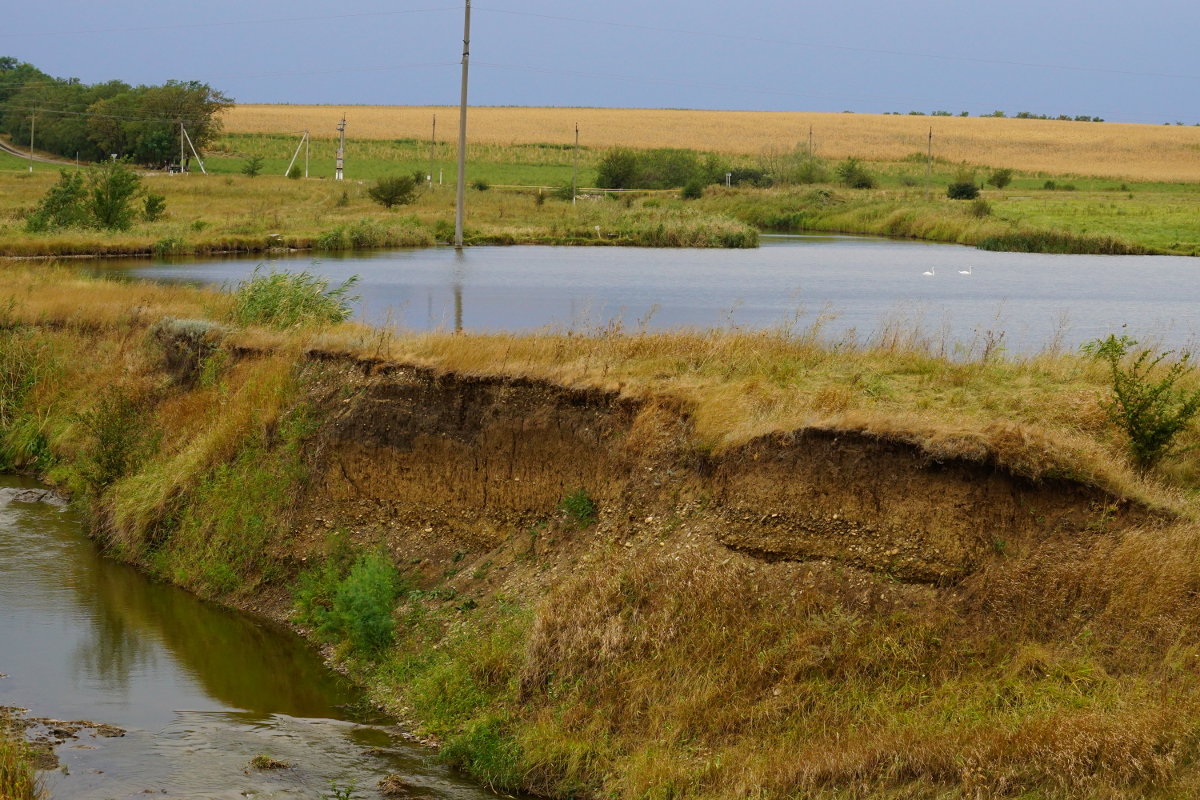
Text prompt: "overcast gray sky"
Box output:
[[3, 0, 1197, 123]]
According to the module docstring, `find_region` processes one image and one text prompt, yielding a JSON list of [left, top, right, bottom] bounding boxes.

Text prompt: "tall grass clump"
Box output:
[[314, 218, 433, 251], [0, 733, 41, 800], [230, 267, 360, 329]]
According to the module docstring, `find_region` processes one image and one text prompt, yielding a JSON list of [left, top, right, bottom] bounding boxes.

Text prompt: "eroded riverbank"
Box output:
[[6, 264, 1200, 798]]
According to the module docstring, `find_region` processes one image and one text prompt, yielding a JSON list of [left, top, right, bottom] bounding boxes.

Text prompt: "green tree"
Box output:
[[595, 148, 639, 189], [88, 161, 143, 230], [241, 155, 264, 178]]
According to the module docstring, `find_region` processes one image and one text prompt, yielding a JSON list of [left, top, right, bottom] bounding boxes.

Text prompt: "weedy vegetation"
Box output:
[[0, 731, 41, 800], [230, 268, 360, 329]]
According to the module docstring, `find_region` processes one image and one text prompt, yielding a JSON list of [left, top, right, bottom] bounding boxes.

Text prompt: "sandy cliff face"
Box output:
[[302, 362, 1145, 585]]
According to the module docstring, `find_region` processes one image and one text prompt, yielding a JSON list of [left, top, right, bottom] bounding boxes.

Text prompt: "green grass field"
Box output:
[[2, 132, 1199, 257], [206, 133, 598, 187]]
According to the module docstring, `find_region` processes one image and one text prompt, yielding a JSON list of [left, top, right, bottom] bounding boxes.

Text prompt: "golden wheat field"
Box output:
[[223, 104, 1200, 182]]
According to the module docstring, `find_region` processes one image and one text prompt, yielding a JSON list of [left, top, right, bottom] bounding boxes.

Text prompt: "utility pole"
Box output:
[[925, 127, 932, 201], [180, 125, 207, 174], [571, 122, 579, 206], [335, 115, 346, 180], [28, 111, 35, 173], [285, 130, 310, 178], [180, 121, 186, 173], [429, 114, 437, 187], [454, 0, 471, 248], [807, 125, 814, 157]]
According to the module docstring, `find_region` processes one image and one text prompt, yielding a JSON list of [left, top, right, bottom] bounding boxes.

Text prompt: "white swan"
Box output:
[[958, 266, 973, 275], [922, 267, 935, 276]]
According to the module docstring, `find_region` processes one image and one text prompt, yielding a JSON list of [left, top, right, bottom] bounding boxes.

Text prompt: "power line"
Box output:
[[0, 62, 459, 94], [0, 6, 459, 39]]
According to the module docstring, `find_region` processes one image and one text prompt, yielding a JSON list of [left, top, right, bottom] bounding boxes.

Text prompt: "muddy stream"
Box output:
[[0, 475, 508, 799]]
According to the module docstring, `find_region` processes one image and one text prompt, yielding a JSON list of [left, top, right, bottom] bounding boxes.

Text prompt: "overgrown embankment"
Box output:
[[7, 265, 1200, 798]]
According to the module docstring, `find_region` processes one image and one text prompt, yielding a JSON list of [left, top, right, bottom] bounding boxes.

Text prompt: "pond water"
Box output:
[[0, 475, 506, 800], [101, 235, 1200, 354]]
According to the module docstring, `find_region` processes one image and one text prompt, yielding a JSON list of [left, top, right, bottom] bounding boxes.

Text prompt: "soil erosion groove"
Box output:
[[300, 356, 1148, 585]]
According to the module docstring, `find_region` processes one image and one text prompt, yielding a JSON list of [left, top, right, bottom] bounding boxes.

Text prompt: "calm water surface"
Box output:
[[0, 476, 506, 800], [102, 235, 1200, 353]]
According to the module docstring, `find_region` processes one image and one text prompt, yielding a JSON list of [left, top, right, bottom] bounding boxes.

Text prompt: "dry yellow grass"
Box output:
[[224, 104, 1200, 182]]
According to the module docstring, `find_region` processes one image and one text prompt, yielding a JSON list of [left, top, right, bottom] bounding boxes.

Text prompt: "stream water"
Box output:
[[100, 234, 1200, 353], [0, 475, 506, 800]]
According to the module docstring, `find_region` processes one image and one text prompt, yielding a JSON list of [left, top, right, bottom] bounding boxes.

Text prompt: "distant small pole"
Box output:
[[807, 124, 814, 157], [28, 111, 35, 172], [454, 0, 472, 248], [429, 114, 437, 187], [304, 129, 310, 178], [180, 120, 186, 172], [925, 127, 932, 200], [335, 115, 346, 180], [571, 122, 579, 206]]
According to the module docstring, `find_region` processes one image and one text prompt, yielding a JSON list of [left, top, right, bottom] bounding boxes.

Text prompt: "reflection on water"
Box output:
[[0, 476, 505, 799], [96, 235, 1200, 353]]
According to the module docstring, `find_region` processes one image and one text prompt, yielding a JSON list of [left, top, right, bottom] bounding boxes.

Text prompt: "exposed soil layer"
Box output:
[[298, 359, 1149, 585]]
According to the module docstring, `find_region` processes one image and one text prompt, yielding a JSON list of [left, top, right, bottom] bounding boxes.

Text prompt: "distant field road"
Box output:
[[0, 136, 73, 165]]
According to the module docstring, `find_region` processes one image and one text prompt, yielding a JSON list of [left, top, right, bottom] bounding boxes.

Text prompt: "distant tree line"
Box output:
[[0, 57, 231, 166], [884, 109, 1106, 122]]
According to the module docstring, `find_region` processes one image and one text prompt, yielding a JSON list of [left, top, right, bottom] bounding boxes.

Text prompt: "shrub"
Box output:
[[241, 155, 264, 178], [728, 167, 771, 187], [947, 181, 980, 200], [24, 169, 88, 231], [75, 386, 154, 493], [595, 147, 715, 190], [472, 178, 491, 191], [987, 168, 1014, 189], [143, 193, 167, 222], [968, 198, 992, 217], [1082, 334, 1200, 468], [230, 267, 360, 328], [680, 178, 705, 200], [368, 174, 419, 208], [287, 164, 302, 179], [835, 157, 875, 189], [297, 552, 403, 654]]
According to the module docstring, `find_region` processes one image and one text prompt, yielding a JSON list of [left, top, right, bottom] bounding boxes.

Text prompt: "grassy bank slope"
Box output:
[[6, 266, 1200, 798]]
